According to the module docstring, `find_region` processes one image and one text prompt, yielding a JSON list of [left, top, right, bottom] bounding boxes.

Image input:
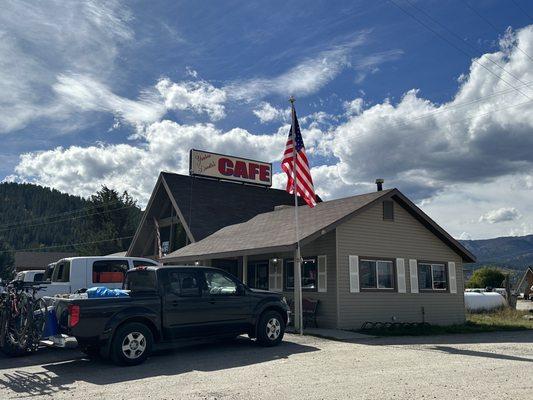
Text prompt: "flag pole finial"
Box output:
[[289, 95, 295, 104]]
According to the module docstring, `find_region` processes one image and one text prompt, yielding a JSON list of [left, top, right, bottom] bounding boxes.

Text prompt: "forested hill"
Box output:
[[459, 235, 533, 270], [0, 182, 142, 278]]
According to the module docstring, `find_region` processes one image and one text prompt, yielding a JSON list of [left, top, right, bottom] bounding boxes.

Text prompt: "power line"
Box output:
[[0, 198, 127, 229], [0, 235, 135, 254], [388, 0, 532, 99], [0, 203, 138, 233], [510, 0, 533, 20], [404, 0, 530, 88], [463, 1, 533, 63]]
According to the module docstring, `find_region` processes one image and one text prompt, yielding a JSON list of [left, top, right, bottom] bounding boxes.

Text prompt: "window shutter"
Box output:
[[349, 255, 360, 293], [448, 261, 457, 294], [318, 255, 327, 293], [396, 258, 406, 293], [268, 259, 283, 292], [409, 259, 419, 293]]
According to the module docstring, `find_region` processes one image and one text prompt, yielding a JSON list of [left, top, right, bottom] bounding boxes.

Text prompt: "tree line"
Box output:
[[0, 183, 142, 279]]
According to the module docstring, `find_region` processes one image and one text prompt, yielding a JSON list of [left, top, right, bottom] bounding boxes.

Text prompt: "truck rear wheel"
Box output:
[[111, 322, 153, 366], [256, 310, 285, 347]]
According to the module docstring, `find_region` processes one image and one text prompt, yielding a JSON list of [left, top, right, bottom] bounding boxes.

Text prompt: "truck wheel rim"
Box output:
[[121, 332, 146, 359], [266, 318, 281, 340]]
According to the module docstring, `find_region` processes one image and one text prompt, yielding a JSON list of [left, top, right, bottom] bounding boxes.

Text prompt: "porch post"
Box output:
[[242, 255, 248, 284]]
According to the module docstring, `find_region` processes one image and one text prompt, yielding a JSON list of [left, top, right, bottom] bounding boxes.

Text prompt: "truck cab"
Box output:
[[38, 256, 160, 298]]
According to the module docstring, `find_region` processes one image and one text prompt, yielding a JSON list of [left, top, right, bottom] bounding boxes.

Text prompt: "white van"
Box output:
[[15, 270, 46, 283], [38, 256, 160, 298]]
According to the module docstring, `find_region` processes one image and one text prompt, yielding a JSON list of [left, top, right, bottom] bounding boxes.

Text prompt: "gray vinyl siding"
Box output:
[[336, 198, 465, 329], [246, 230, 338, 328]]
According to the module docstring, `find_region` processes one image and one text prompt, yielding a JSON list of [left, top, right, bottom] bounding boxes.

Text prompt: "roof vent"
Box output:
[[375, 178, 384, 191], [274, 205, 293, 211]]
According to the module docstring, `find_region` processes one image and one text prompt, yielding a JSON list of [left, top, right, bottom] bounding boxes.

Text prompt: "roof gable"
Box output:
[[160, 172, 310, 241]]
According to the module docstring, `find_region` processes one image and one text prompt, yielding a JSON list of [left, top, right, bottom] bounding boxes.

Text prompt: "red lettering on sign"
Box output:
[[233, 160, 249, 179], [259, 165, 270, 182], [248, 163, 259, 180], [218, 158, 233, 176]]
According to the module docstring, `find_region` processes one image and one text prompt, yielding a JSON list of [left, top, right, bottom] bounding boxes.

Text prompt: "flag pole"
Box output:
[[289, 95, 303, 335]]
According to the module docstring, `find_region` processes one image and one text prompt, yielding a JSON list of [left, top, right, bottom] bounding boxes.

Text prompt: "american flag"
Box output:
[[281, 106, 317, 208]]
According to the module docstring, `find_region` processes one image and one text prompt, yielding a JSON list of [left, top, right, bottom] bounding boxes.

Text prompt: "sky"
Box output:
[[2, 0, 533, 240]]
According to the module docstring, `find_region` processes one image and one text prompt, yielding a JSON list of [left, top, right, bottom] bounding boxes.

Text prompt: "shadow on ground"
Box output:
[[0, 337, 318, 397]]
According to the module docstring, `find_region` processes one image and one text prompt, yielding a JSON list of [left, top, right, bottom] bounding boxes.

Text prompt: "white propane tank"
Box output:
[[464, 292, 507, 312]]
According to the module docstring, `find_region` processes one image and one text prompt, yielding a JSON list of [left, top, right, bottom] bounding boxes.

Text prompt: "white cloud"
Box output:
[[480, 207, 521, 224], [326, 25, 533, 201], [14, 120, 286, 204], [0, 0, 133, 133], [156, 78, 227, 121], [54, 74, 166, 127], [253, 102, 289, 123]]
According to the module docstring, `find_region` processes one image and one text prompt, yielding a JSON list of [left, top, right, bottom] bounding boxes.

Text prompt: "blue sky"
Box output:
[[2, 0, 533, 239]]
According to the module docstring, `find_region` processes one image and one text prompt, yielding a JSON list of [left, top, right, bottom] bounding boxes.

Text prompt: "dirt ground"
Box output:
[[0, 330, 532, 400]]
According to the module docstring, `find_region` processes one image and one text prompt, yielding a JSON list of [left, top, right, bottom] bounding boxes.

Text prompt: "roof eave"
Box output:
[[162, 244, 296, 262]]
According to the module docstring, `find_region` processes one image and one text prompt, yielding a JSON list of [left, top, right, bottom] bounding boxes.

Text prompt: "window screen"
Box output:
[[383, 201, 394, 220], [92, 260, 128, 283], [359, 259, 395, 290]]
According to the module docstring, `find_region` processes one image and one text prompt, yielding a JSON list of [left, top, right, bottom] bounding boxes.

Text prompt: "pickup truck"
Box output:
[[37, 256, 160, 298], [52, 266, 290, 365]]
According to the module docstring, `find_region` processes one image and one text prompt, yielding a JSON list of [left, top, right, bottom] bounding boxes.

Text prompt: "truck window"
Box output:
[[124, 270, 157, 293], [92, 260, 128, 283], [53, 261, 71, 283], [164, 271, 200, 297], [204, 271, 237, 296], [133, 260, 158, 268], [33, 273, 44, 282]]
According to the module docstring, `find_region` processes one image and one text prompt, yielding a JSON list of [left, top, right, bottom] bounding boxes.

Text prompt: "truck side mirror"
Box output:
[[237, 284, 246, 296]]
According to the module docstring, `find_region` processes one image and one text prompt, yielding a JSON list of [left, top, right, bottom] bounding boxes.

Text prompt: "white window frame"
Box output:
[[418, 262, 448, 291], [359, 259, 395, 290]]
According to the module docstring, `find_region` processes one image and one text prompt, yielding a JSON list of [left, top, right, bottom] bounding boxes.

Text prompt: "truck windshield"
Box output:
[[124, 270, 157, 293]]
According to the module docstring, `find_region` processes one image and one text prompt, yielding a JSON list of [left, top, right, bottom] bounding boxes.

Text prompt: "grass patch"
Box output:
[[359, 308, 533, 336]]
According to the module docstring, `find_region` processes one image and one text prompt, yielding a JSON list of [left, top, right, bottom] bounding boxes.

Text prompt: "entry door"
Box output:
[[162, 270, 214, 338], [211, 259, 239, 279], [201, 270, 250, 334]]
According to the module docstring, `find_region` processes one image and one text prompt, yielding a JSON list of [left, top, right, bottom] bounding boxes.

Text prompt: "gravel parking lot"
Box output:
[[0, 330, 532, 400]]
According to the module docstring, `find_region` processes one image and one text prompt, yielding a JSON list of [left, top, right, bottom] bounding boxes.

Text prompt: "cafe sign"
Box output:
[[189, 149, 272, 187]]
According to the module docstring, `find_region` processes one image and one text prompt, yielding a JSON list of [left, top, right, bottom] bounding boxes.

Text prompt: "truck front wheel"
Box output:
[[111, 322, 153, 366], [256, 310, 285, 347]]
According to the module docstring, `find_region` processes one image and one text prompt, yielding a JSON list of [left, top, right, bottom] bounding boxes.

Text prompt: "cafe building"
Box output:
[[128, 150, 476, 329]]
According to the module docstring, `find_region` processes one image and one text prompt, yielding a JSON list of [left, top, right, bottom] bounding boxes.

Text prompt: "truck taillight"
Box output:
[[68, 304, 80, 328]]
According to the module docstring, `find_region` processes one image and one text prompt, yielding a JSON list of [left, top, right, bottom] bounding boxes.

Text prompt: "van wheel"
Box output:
[[111, 322, 153, 366], [256, 310, 285, 347]]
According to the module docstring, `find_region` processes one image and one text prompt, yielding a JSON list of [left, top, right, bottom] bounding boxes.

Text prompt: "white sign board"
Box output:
[[189, 149, 272, 186]]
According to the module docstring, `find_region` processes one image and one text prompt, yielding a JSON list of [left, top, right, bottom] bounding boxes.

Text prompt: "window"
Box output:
[[285, 258, 317, 291], [165, 271, 201, 297], [33, 273, 44, 282], [383, 201, 394, 220], [360, 259, 395, 290], [92, 260, 128, 283], [247, 261, 269, 290], [52, 261, 70, 283], [124, 270, 157, 293], [418, 263, 447, 291], [133, 260, 158, 268], [204, 271, 238, 295]]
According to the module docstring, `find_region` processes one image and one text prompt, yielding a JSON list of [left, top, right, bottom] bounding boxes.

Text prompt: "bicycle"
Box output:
[[0, 280, 48, 356]]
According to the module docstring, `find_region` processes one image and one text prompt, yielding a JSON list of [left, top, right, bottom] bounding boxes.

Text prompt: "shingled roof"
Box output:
[[127, 172, 320, 256], [163, 188, 476, 263]]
